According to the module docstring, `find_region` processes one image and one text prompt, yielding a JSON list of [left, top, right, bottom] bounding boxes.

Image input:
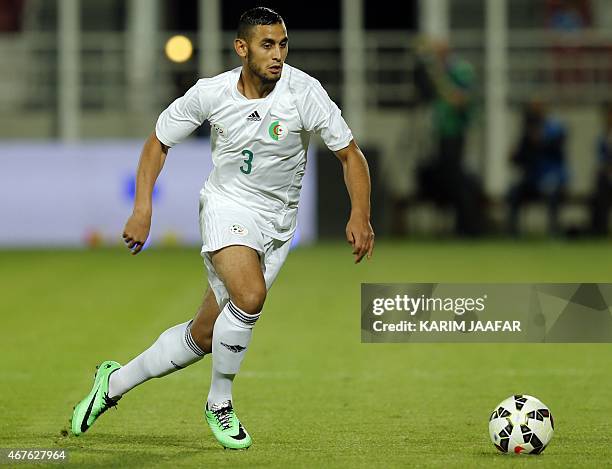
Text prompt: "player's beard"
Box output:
[[246, 54, 281, 84]]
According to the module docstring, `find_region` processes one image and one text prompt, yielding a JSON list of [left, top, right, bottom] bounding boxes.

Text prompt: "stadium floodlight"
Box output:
[[165, 35, 193, 63]]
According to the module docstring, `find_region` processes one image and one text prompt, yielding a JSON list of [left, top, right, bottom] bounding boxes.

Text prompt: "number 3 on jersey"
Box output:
[[240, 149, 254, 174]]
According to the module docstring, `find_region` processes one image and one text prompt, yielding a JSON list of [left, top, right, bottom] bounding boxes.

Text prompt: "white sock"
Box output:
[[207, 301, 260, 406], [108, 320, 206, 399]]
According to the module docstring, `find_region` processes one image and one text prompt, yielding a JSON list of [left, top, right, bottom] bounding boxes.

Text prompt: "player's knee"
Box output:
[[232, 287, 266, 315]]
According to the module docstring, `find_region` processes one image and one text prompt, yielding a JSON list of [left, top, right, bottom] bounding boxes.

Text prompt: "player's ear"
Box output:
[[234, 38, 248, 59]]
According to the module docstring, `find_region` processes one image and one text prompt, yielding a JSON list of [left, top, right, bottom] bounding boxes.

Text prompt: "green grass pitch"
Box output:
[[1, 241, 611, 468]]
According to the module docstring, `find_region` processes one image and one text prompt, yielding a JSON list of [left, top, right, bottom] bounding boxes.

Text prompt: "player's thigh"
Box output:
[[211, 245, 267, 313]]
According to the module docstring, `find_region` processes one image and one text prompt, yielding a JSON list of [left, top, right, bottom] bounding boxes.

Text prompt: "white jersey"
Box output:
[[155, 64, 353, 241]]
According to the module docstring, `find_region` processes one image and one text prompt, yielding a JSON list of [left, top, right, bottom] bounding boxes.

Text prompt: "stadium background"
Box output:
[[1, 0, 611, 467]]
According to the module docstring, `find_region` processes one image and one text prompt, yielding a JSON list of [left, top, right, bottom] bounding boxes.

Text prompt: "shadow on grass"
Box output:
[[59, 432, 220, 449], [48, 431, 241, 467], [474, 449, 551, 462]]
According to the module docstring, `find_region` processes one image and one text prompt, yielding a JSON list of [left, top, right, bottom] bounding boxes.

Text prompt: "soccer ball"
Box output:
[[488, 395, 554, 454]]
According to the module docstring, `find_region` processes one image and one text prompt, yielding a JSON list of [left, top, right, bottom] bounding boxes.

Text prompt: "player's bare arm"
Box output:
[[334, 140, 375, 263], [122, 132, 169, 255]]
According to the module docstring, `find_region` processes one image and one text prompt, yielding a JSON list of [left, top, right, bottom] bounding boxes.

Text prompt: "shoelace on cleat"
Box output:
[[97, 393, 119, 416], [210, 402, 234, 430]]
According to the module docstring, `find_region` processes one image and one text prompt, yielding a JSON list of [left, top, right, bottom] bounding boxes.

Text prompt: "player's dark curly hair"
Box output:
[[237, 7, 284, 40]]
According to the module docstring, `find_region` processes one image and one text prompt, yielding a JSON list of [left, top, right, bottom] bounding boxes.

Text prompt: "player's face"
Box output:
[[244, 24, 288, 83]]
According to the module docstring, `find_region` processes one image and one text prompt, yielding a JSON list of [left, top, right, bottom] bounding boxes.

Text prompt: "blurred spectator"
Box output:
[[590, 102, 612, 235], [507, 100, 569, 237], [0, 0, 24, 32], [547, 0, 592, 85], [415, 38, 487, 236], [547, 0, 591, 31], [388, 37, 436, 236]]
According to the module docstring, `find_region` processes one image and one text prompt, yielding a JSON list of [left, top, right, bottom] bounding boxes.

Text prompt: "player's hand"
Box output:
[[122, 210, 151, 255], [346, 213, 374, 264]]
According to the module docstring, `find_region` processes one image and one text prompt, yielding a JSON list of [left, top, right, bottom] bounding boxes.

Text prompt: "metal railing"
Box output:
[[1, 29, 612, 116]]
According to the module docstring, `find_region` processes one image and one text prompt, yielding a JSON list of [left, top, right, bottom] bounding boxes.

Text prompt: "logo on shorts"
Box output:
[[268, 120, 287, 141], [230, 224, 248, 236], [212, 122, 228, 140]]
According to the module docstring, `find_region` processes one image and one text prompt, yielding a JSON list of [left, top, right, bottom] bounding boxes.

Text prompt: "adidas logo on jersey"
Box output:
[[246, 110, 261, 121]]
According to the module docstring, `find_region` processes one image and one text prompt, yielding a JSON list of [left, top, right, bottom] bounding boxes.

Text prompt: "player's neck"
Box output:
[[238, 68, 276, 100]]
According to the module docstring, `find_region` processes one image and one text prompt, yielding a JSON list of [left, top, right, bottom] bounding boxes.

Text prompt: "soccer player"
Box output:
[[71, 7, 374, 450]]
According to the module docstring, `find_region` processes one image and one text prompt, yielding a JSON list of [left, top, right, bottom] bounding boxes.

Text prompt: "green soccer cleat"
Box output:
[[205, 400, 252, 450], [70, 360, 121, 436]]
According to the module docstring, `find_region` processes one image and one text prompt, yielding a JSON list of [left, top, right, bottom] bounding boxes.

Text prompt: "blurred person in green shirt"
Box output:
[[416, 39, 486, 236]]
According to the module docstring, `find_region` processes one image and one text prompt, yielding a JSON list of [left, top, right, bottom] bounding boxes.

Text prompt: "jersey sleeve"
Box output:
[[301, 80, 353, 152], [155, 81, 210, 147]]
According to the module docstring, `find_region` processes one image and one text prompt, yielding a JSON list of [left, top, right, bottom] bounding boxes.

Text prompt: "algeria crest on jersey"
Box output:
[[268, 120, 287, 141]]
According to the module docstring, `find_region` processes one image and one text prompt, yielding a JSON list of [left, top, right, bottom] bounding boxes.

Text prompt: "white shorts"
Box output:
[[199, 192, 292, 308]]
